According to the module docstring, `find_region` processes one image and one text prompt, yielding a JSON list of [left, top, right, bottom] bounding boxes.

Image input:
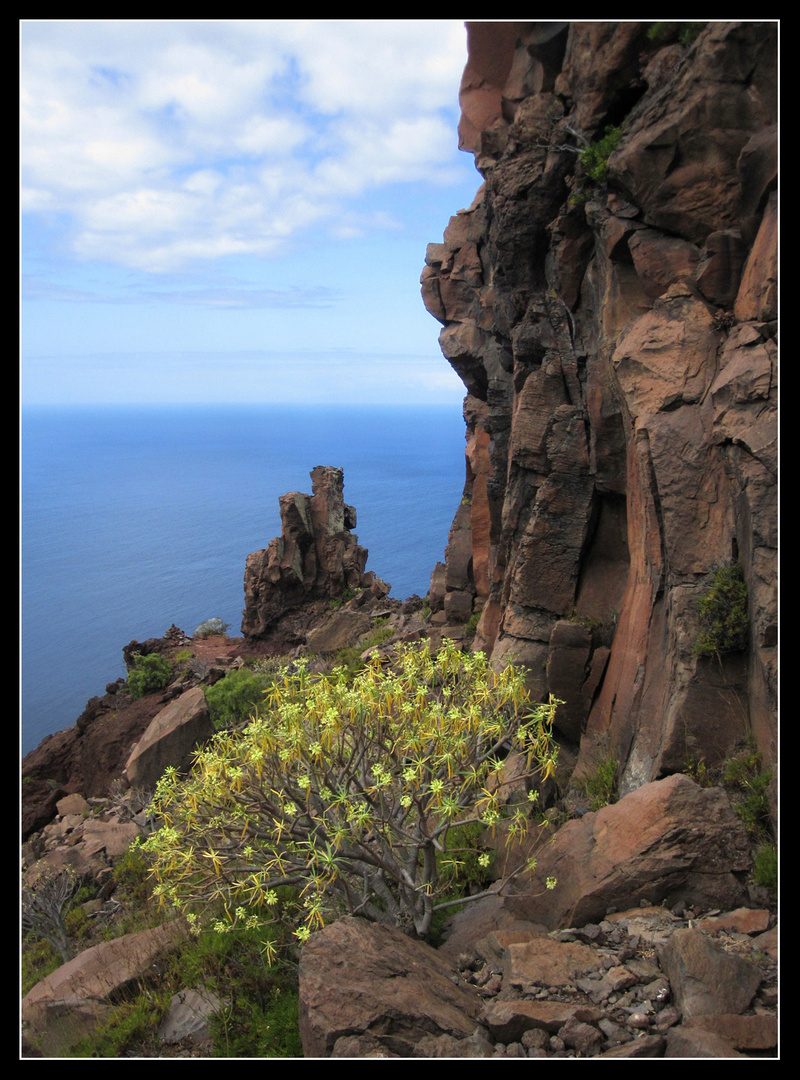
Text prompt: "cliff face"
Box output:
[[423, 22, 777, 793]]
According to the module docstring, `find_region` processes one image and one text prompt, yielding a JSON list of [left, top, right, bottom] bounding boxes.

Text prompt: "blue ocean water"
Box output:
[[21, 404, 466, 757]]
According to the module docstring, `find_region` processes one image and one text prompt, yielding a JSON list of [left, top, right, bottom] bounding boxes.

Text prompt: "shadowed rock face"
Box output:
[[423, 20, 777, 793], [242, 465, 375, 639]]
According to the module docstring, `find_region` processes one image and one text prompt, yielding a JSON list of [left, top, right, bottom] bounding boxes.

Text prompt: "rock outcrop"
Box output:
[[241, 465, 387, 638], [422, 21, 777, 794]]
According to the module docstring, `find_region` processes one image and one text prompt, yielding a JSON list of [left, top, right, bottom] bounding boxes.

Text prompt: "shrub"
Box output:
[[22, 869, 80, 964], [723, 749, 773, 836], [70, 990, 170, 1057], [753, 844, 778, 892], [140, 640, 560, 953], [576, 755, 618, 811], [694, 563, 749, 659], [193, 617, 230, 639], [205, 667, 275, 731], [647, 21, 706, 46], [579, 125, 622, 185], [127, 652, 173, 700]]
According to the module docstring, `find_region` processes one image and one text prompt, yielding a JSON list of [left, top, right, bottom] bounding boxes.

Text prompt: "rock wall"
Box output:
[[423, 22, 777, 792]]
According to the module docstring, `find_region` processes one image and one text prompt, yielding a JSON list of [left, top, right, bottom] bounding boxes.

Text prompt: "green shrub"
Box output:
[[723, 750, 773, 836], [753, 844, 778, 892], [193, 617, 230, 639], [683, 755, 712, 787], [170, 925, 301, 1057], [694, 563, 749, 659], [127, 652, 173, 699], [21, 935, 61, 997], [70, 990, 170, 1057], [577, 755, 618, 811], [647, 21, 706, 46], [140, 640, 560, 951], [205, 667, 274, 731], [579, 126, 622, 185]]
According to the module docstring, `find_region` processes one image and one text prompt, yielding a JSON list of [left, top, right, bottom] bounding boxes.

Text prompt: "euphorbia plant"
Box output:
[[139, 639, 559, 958]]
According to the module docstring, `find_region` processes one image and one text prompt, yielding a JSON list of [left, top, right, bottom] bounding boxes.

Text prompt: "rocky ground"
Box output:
[[21, 614, 778, 1058]]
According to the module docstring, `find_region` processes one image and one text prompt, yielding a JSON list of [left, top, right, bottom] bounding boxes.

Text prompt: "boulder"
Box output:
[[124, 686, 214, 790], [505, 774, 751, 929], [658, 928, 762, 1019], [22, 919, 188, 1056], [298, 916, 483, 1058]]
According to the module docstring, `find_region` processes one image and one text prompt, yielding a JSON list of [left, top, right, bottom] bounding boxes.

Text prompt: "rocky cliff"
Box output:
[[422, 21, 777, 798]]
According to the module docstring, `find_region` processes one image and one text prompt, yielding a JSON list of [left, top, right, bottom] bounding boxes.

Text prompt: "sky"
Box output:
[[20, 19, 482, 406]]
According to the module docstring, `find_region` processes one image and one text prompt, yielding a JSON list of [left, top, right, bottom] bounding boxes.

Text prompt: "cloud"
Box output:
[[21, 20, 470, 273]]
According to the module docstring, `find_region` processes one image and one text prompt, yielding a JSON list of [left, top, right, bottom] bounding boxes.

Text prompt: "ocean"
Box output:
[[20, 404, 467, 757]]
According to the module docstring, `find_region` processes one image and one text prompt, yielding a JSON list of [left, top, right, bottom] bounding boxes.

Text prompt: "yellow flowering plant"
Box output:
[[139, 639, 559, 952]]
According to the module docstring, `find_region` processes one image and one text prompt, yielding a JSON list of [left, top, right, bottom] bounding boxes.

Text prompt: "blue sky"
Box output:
[[20, 19, 481, 405]]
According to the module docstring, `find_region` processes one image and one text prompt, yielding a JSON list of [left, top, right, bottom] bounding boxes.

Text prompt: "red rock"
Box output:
[[504, 774, 750, 929], [242, 466, 371, 638]]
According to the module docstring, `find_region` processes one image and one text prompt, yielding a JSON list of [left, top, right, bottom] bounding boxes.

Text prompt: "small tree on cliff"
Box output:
[[139, 639, 559, 957]]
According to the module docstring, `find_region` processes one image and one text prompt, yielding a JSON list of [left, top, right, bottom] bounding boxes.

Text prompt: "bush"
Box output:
[[205, 667, 275, 731], [127, 652, 173, 700], [140, 640, 560, 952], [647, 21, 706, 46], [22, 869, 80, 964], [576, 755, 618, 811], [723, 749, 773, 836], [579, 126, 622, 185], [753, 844, 778, 892], [694, 563, 749, 659], [193, 617, 230, 639]]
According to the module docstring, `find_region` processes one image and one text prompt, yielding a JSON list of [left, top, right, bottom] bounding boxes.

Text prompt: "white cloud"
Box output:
[[20, 19, 470, 273]]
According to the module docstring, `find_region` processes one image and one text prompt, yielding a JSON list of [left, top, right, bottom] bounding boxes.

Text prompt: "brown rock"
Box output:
[[504, 937, 597, 987], [665, 1026, 745, 1058], [425, 20, 777, 798], [482, 998, 601, 1042], [681, 1013, 777, 1052], [658, 928, 762, 1019], [298, 917, 483, 1058], [23, 919, 188, 1056], [505, 774, 750, 929], [242, 467, 371, 638], [124, 686, 214, 790]]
